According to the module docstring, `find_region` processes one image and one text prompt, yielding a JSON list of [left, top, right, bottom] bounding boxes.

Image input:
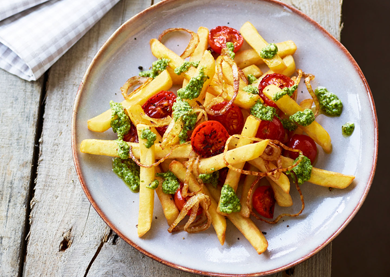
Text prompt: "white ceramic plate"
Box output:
[[72, 0, 378, 275]]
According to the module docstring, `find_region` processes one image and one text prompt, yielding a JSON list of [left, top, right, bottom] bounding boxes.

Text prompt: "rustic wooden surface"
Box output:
[[0, 0, 342, 276]]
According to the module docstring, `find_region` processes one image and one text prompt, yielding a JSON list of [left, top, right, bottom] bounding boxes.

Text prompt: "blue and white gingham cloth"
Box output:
[[0, 0, 120, 81]]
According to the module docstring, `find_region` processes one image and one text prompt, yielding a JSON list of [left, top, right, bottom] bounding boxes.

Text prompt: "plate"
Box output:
[[72, 0, 378, 275]]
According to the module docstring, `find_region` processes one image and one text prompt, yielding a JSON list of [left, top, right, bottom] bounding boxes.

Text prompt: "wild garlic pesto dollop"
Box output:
[[226, 42, 235, 60], [290, 109, 315, 126], [259, 43, 278, 59], [156, 171, 180, 194], [315, 87, 343, 116], [251, 101, 277, 121], [198, 171, 219, 188], [287, 154, 312, 185], [243, 85, 259, 95], [116, 139, 130, 159], [272, 84, 298, 102], [177, 66, 208, 100], [110, 101, 131, 139], [280, 118, 298, 131], [140, 129, 156, 148], [247, 74, 257, 85], [172, 99, 197, 143], [219, 184, 241, 214], [112, 158, 140, 192], [342, 122, 355, 136], [174, 61, 200, 75], [146, 179, 159, 190], [139, 58, 170, 79]]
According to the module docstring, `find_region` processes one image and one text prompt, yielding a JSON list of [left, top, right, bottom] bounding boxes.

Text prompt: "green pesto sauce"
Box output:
[[219, 184, 241, 214], [116, 139, 130, 159], [251, 101, 276, 121], [247, 74, 257, 85], [342, 122, 355, 136], [146, 179, 159, 190], [177, 66, 208, 100], [287, 154, 312, 185], [290, 109, 315, 126], [315, 87, 343, 116], [139, 58, 170, 79], [272, 84, 298, 102], [112, 158, 140, 192], [110, 101, 131, 139], [156, 171, 180, 194], [280, 118, 298, 131], [140, 129, 156, 148], [243, 85, 259, 95], [198, 171, 219, 188], [174, 61, 200, 75], [259, 43, 278, 59], [172, 99, 197, 143], [226, 42, 235, 60]]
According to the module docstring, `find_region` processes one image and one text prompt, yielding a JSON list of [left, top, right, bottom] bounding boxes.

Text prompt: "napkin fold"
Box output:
[[0, 0, 120, 81]]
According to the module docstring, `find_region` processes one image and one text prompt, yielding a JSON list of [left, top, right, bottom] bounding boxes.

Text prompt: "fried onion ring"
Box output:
[[120, 76, 152, 100], [303, 72, 320, 117], [158, 28, 199, 59]]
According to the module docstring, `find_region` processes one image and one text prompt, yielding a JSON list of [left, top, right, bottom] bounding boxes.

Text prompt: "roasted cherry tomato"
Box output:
[[123, 123, 139, 143], [209, 26, 244, 54], [191, 121, 230, 158], [256, 116, 286, 142], [142, 91, 176, 136], [252, 186, 275, 219], [174, 184, 202, 216], [258, 73, 295, 108], [284, 134, 317, 164], [207, 101, 244, 135]]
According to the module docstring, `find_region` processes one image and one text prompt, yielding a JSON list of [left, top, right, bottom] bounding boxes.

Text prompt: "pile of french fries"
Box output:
[[80, 22, 355, 254]]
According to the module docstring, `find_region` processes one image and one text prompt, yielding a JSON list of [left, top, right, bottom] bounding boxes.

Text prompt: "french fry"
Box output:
[[234, 40, 297, 68], [155, 166, 179, 226], [136, 124, 155, 237], [242, 64, 263, 78], [87, 70, 172, 132], [280, 156, 355, 189], [240, 165, 259, 217], [197, 140, 269, 173], [167, 66, 184, 85], [217, 116, 260, 215], [79, 139, 192, 160], [189, 50, 215, 103], [268, 179, 293, 207], [248, 157, 290, 194], [240, 22, 286, 73], [263, 84, 332, 153], [207, 185, 268, 254], [204, 92, 214, 107], [259, 55, 296, 79], [169, 161, 227, 245]]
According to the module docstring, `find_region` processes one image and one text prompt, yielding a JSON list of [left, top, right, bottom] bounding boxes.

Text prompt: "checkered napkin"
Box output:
[[0, 0, 120, 81]]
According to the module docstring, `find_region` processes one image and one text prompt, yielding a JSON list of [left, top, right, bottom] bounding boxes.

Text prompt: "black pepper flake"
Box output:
[[237, 238, 240, 240], [115, 93, 117, 95], [155, 216, 158, 219], [301, 91, 303, 93], [227, 22, 230, 24], [287, 225, 289, 228], [329, 187, 333, 192], [170, 198, 173, 200], [138, 66, 143, 70], [262, 232, 267, 235], [136, 224, 138, 228], [134, 37, 137, 40]]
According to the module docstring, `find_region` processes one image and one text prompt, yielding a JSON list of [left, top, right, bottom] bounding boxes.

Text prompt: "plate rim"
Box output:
[[71, 0, 378, 275]]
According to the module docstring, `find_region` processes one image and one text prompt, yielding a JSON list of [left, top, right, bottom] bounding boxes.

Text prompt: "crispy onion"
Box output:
[[141, 114, 172, 127], [128, 142, 190, 168], [222, 136, 303, 177], [182, 151, 197, 198], [260, 143, 282, 161], [247, 172, 305, 224], [120, 76, 152, 100], [303, 72, 320, 117], [168, 193, 212, 233], [193, 107, 208, 123], [158, 28, 199, 59], [291, 69, 303, 101]]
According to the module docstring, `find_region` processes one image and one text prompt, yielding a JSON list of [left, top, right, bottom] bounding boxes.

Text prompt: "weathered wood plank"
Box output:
[[22, 0, 341, 276], [0, 72, 43, 276]]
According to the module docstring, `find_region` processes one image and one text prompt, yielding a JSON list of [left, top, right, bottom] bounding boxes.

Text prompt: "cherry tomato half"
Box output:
[[123, 122, 139, 143], [207, 101, 244, 135], [174, 184, 203, 216], [284, 134, 317, 164], [252, 186, 275, 219], [258, 73, 295, 108], [142, 91, 176, 136], [191, 121, 230, 158], [256, 116, 286, 142], [209, 26, 244, 54]]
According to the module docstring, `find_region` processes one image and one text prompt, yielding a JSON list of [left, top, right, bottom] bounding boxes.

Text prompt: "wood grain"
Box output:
[[0, 72, 43, 276], [19, 0, 341, 276]]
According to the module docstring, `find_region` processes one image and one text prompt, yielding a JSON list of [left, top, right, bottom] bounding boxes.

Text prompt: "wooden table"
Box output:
[[0, 0, 342, 276]]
